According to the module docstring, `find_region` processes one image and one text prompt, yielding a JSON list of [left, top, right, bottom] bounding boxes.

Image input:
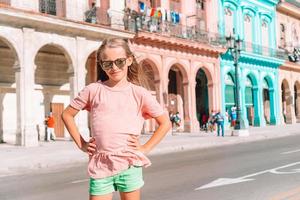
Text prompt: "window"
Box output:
[[244, 14, 252, 43], [39, 0, 57, 15], [224, 7, 232, 16], [279, 23, 286, 48], [224, 7, 234, 36], [261, 20, 269, 48], [292, 26, 299, 45], [196, 0, 205, 10]]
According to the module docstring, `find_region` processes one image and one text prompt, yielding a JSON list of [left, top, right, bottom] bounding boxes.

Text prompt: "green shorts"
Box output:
[[89, 166, 144, 196]]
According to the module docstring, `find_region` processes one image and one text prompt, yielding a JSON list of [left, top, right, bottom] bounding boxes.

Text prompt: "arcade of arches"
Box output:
[[0, 31, 222, 146]]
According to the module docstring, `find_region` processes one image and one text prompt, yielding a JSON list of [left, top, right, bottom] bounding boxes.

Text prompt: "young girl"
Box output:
[[62, 38, 171, 200]]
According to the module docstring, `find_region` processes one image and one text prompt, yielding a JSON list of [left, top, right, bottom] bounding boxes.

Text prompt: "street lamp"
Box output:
[[226, 29, 249, 136]]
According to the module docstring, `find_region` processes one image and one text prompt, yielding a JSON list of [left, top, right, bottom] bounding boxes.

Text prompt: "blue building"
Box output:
[[217, 0, 285, 127]]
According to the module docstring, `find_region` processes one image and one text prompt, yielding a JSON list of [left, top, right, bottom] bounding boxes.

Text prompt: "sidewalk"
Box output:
[[1, 124, 300, 177]]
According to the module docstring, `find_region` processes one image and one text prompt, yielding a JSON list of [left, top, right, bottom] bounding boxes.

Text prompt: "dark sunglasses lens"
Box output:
[[115, 58, 126, 68], [101, 61, 113, 70]]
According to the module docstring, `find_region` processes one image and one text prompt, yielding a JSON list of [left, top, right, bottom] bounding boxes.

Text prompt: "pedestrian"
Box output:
[[45, 112, 56, 141], [173, 112, 181, 130], [214, 111, 225, 137], [230, 106, 237, 128], [201, 112, 208, 131], [62, 38, 171, 200]]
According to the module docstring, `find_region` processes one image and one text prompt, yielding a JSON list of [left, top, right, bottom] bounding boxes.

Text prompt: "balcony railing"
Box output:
[[128, 14, 225, 47], [242, 41, 288, 60]]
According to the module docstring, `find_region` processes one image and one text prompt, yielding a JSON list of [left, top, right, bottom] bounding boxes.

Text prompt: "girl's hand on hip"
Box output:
[[82, 137, 97, 156], [127, 134, 149, 154]]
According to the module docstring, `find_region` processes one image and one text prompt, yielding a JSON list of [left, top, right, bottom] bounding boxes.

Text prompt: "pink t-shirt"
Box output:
[[70, 81, 164, 179]]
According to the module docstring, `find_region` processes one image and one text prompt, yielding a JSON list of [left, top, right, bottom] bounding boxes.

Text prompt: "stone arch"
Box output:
[[167, 62, 189, 132], [194, 65, 214, 129], [194, 65, 213, 85], [245, 73, 260, 126], [85, 51, 97, 85], [166, 60, 189, 84], [294, 81, 300, 122], [281, 79, 293, 124], [34, 44, 72, 139], [140, 58, 161, 92], [140, 58, 161, 133], [0, 36, 20, 144], [0, 36, 20, 63]]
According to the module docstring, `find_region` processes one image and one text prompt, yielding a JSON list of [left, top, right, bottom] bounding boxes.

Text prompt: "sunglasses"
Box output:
[[100, 58, 127, 71]]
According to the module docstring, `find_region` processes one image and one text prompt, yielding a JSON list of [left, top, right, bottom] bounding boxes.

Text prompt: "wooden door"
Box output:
[[51, 103, 64, 138]]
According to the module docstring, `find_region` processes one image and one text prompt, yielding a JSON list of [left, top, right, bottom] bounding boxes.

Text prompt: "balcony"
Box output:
[[242, 41, 288, 60], [129, 14, 225, 47]]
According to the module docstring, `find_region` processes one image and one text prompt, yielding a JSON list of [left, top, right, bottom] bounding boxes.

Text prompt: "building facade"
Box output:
[[0, 0, 134, 146], [218, 0, 285, 128], [276, 0, 300, 124], [0, 0, 225, 146], [1, 0, 300, 146]]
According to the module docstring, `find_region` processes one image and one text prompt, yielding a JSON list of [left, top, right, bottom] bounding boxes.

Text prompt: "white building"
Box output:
[[0, 0, 133, 146]]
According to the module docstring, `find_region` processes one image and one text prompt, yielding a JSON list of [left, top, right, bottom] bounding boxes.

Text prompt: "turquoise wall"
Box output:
[[218, 0, 284, 127]]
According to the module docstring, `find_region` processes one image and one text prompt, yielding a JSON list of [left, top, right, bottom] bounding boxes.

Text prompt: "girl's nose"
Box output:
[[111, 63, 119, 70]]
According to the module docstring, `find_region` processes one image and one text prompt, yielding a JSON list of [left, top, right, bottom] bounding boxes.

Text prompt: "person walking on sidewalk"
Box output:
[[62, 38, 171, 200], [214, 111, 225, 137], [45, 112, 56, 141]]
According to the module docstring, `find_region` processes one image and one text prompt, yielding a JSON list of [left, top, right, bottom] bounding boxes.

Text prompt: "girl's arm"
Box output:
[[128, 113, 172, 154], [62, 105, 96, 155]]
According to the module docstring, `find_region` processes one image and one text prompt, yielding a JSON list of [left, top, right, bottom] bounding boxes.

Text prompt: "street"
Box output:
[[1, 135, 300, 200]]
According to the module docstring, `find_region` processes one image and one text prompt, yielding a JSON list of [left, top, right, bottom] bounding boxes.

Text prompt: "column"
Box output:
[[269, 88, 276, 125], [75, 37, 90, 140], [190, 77, 200, 132], [296, 91, 300, 122], [17, 28, 39, 146], [258, 72, 266, 126], [0, 92, 4, 143], [253, 87, 261, 126], [239, 69, 249, 128]]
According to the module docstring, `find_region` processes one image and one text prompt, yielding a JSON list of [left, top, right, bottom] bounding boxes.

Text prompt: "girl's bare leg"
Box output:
[[90, 193, 113, 200], [119, 189, 140, 200]]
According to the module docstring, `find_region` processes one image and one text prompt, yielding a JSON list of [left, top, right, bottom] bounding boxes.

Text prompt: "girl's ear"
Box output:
[[127, 56, 133, 66]]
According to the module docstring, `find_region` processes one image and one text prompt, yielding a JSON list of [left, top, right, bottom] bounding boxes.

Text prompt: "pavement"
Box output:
[[1, 123, 300, 177]]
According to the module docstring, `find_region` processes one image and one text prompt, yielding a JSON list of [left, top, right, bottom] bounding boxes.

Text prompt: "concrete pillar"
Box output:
[[253, 87, 261, 126], [269, 89, 276, 125], [190, 78, 200, 132], [16, 28, 39, 146], [0, 92, 4, 143], [75, 37, 90, 140]]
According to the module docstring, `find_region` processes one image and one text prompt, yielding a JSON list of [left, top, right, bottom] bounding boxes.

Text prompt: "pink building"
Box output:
[[277, 0, 300, 124]]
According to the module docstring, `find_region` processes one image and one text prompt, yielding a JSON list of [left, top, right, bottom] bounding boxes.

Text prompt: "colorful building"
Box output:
[[277, 0, 300, 124], [0, 0, 299, 146], [218, 0, 285, 128], [0, 0, 134, 146], [0, 0, 226, 146]]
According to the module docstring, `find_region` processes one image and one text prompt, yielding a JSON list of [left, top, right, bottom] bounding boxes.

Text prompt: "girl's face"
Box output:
[[101, 46, 133, 84]]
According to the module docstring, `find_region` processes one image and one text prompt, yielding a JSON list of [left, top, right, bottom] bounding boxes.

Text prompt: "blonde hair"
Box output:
[[96, 38, 150, 89]]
